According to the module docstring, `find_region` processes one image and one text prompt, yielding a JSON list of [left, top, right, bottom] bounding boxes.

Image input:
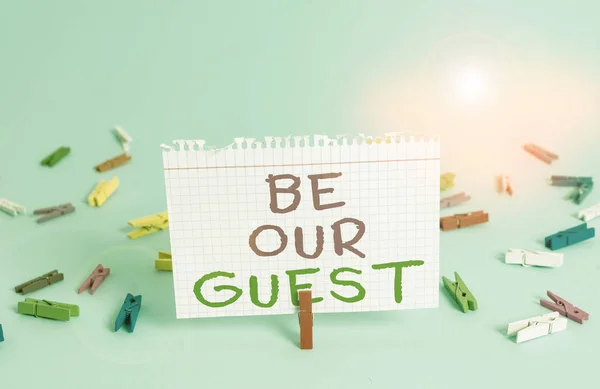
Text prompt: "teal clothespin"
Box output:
[[442, 272, 477, 313], [0, 324, 4, 342], [568, 182, 593, 205], [17, 298, 79, 321], [41, 146, 70, 167]]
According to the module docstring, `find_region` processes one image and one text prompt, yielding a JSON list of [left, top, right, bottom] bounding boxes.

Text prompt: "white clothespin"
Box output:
[[578, 202, 600, 222], [507, 312, 567, 343], [505, 249, 563, 268], [0, 198, 26, 216], [114, 126, 132, 152]]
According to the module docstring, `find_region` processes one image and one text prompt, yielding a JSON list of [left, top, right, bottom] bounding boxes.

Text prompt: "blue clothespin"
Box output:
[[0, 324, 4, 342], [545, 223, 595, 250], [114, 293, 142, 333]]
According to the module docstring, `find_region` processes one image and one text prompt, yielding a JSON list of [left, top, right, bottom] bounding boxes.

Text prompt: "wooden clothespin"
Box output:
[[549, 175, 594, 205], [440, 210, 488, 231], [497, 175, 513, 196], [127, 211, 169, 239], [523, 143, 558, 164], [155, 251, 172, 271], [298, 290, 313, 350], [41, 146, 70, 167], [15, 270, 64, 295], [544, 223, 595, 250], [440, 172, 455, 192], [578, 201, 600, 222], [541, 291, 589, 324], [507, 312, 566, 343], [504, 249, 563, 268], [95, 153, 132, 173], [114, 293, 142, 333], [442, 272, 477, 313], [33, 203, 75, 223], [18, 298, 80, 321], [114, 126, 132, 152], [0, 198, 26, 216], [88, 177, 119, 207], [440, 192, 470, 209], [78, 264, 110, 295]]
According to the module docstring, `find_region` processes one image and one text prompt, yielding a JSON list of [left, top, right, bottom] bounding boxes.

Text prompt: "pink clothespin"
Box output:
[[78, 264, 111, 295], [540, 290, 589, 324]]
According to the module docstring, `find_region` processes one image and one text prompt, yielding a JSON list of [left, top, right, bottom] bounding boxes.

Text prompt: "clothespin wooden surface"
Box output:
[[155, 251, 172, 271], [41, 146, 70, 167], [298, 290, 313, 350], [78, 264, 110, 295], [523, 143, 558, 164], [95, 153, 132, 173], [15, 270, 64, 295], [440, 192, 470, 209], [507, 312, 567, 343], [504, 249, 563, 268], [440, 172, 455, 192], [440, 210, 489, 231], [127, 211, 169, 239], [33, 203, 75, 223], [18, 298, 79, 321], [88, 177, 119, 207], [115, 293, 142, 333], [442, 272, 477, 313], [544, 223, 595, 250], [0, 198, 26, 216], [541, 291, 589, 324]]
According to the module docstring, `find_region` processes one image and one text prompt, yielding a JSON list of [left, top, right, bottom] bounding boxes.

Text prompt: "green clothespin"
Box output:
[[41, 146, 70, 167], [18, 298, 79, 321], [568, 182, 593, 205], [440, 172, 455, 192], [442, 272, 477, 313]]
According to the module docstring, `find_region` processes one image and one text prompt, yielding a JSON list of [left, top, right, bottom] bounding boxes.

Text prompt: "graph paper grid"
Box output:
[[161, 135, 440, 319]]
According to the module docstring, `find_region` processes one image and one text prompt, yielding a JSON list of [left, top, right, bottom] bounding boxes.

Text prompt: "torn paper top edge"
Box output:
[[160, 133, 440, 152]]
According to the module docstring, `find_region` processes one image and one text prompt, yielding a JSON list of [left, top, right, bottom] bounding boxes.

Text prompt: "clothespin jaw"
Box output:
[[18, 298, 79, 321], [155, 251, 172, 271], [78, 264, 110, 295], [0, 198, 26, 216], [127, 211, 169, 239], [440, 210, 489, 231], [33, 203, 75, 223], [523, 143, 558, 164], [114, 293, 142, 333], [95, 153, 132, 173], [298, 290, 313, 350], [578, 202, 600, 222], [442, 272, 477, 313], [41, 146, 71, 167], [0, 324, 4, 342], [440, 192, 471, 209], [507, 312, 567, 343], [114, 126, 132, 152], [440, 172, 455, 192], [504, 249, 563, 268], [544, 223, 595, 250], [88, 177, 119, 207], [540, 291, 589, 324], [15, 270, 64, 295]]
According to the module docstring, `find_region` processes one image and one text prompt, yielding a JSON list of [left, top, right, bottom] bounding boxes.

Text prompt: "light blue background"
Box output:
[[1, 1, 599, 388]]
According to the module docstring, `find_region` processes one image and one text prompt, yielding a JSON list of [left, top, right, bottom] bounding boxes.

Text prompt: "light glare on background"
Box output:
[[455, 67, 487, 103]]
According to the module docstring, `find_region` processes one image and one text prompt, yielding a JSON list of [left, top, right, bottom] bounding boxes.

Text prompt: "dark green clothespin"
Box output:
[[41, 146, 70, 167], [442, 272, 477, 313]]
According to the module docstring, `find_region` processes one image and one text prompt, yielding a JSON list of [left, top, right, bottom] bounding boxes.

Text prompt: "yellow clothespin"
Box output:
[[88, 177, 119, 207], [155, 251, 172, 271], [440, 172, 456, 192], [127, 211, 168, 239]]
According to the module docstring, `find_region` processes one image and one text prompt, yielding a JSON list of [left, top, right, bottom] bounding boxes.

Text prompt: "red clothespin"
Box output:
[[298, 290, 313, 350], [78, 264, 110, 295], [540, 290, 589, 324]]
